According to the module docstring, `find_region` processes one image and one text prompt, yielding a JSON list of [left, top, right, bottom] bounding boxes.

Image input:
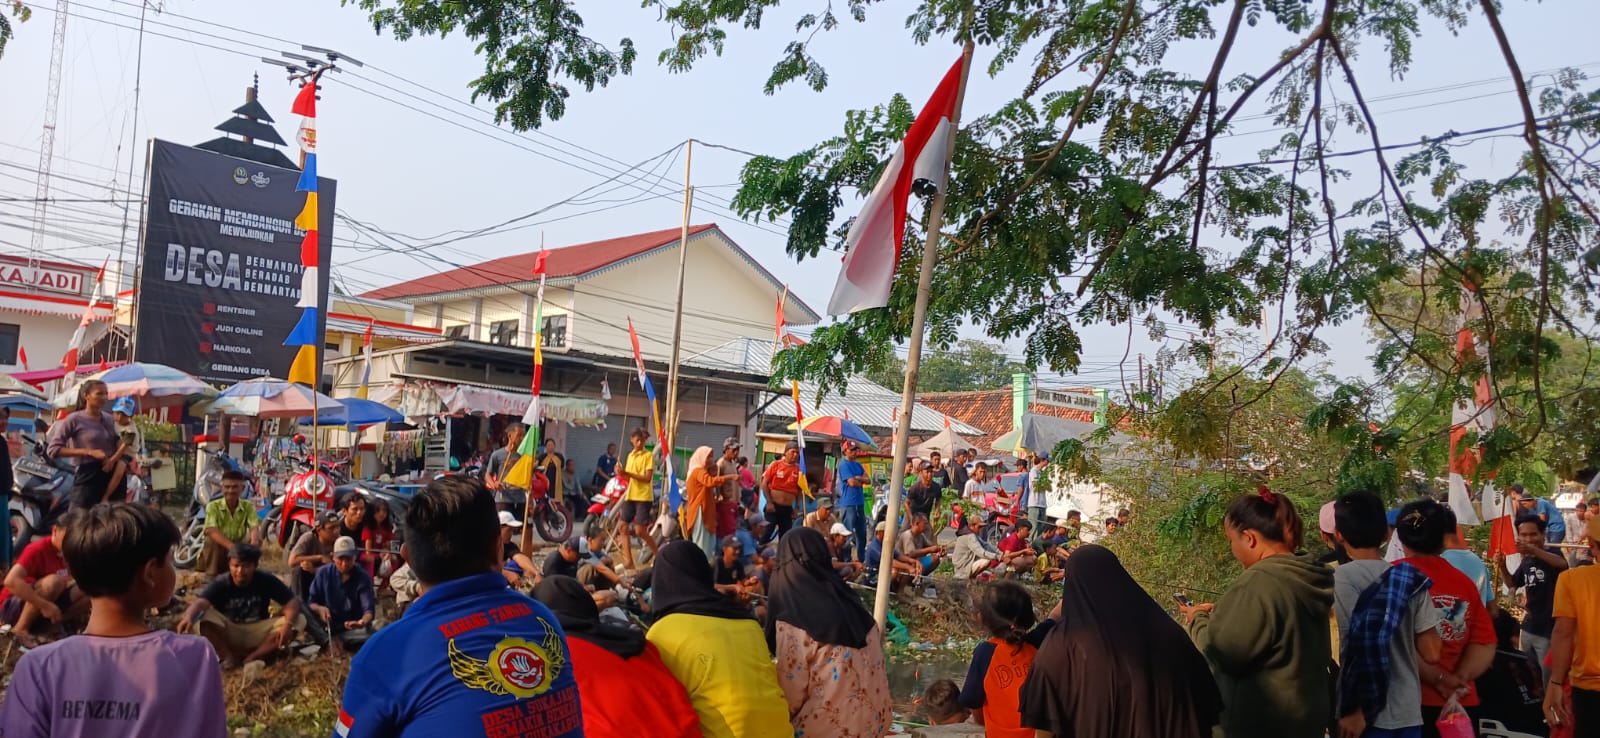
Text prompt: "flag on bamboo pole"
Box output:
[[355, 321, 374, 400], [61, 259, 107, 378], [286, 80, 322, 386], [1445, 281, 1517, 556], [518, 252, 548, 457], [628, 318, 679, 513], [826, 56, 965, 315], [777, 286, 812, 499]]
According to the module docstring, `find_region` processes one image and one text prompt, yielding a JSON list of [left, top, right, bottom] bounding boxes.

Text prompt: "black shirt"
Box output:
[[543, 552, 581, 579], [200, 571, 294, 624], [713, 556, 746, 586], [907, 482, 940, 514], [1515, 551, 1562, 637]]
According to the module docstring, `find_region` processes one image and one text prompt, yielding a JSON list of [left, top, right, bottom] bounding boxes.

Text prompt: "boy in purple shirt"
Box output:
[[0, 503, 227, 738]]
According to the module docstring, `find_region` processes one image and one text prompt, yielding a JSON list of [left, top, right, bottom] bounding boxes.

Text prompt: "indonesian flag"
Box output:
[[334, 708, 353, 738], [1444, 282, 1493, 528], [61, 260, 107, 375], [355, 321, 374, 400], [827, 56, 965, 315], [18, 346, 27, 371]]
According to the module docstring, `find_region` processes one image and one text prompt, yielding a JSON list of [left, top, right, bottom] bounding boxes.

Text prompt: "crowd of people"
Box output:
[[8, 400, 1600, 738]]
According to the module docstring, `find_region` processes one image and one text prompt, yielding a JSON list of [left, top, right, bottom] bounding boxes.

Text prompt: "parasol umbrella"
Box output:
[[0, 373, 46, 399], [204, 377, 342, 418], [786, 415, 877, 448], [299, 397, 407, 429], [908, 427, 969, 458], [50, 362, 218, 408]]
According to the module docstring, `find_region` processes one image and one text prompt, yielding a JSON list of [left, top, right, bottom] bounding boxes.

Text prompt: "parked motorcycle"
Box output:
[[10, 436, 73, 552], [271, 458, 337, 549], [174, 448, 260, 569]]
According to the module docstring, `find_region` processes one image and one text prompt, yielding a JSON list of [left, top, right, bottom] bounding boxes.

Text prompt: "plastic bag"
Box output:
[[1435, 692, 1475, 738]]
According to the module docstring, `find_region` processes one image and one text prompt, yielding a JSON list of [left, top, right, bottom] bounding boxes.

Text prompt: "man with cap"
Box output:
[[865, 520, 920, 588], [497, 510, 538, 588], [835, 441, 870, 562], [544, 536, 626, 591], [716, 438, 743, 538], [803, 497, 837, 538], [179, 543, 302, 667], [762, 441, 805, 538], [308, 536, 377, 654], [827, 522, 865, 581]]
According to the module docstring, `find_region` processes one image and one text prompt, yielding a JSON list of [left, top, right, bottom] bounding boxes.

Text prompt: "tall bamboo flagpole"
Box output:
[[872, 42, 975, 630]]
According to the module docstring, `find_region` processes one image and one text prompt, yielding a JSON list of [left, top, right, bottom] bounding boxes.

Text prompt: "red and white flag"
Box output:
[[827, 56, 966, 315], [18, 346, 27, 371], [60, 260, 107, 376], [1443, 281, 1510, 554]]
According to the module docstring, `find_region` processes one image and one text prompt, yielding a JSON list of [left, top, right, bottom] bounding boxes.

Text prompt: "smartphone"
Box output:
[[1172, 592, 1193, 607]]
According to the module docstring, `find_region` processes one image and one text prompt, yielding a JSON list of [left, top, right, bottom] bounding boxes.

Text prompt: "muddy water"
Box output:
[[885, 647, 975, 732]]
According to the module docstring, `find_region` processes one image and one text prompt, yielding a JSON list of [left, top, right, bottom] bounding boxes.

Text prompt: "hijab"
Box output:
[[649, 540, 755, 621], [764, 527, 876, 652], [532, 575, 646, 658], [1018, 545, 1221, 738], [689, 445, 714, 473]]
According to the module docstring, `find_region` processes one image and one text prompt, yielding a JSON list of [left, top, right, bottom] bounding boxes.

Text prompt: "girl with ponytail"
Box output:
[[959, 580, 1057, 738], [1179, 486, 1336, 738]]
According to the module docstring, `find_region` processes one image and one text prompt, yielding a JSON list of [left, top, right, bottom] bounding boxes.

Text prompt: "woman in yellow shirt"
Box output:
[[646, 541, 793, 738]]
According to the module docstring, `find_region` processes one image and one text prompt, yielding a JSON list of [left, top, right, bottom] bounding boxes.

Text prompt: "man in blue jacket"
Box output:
[[335, 476, 582, 738]]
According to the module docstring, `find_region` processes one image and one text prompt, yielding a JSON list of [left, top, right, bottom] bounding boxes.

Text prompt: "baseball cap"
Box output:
[[875, 520, 888, 533], [320, 511, 342, 527], [497, 510, 523, 528], [747, 513, 770, 528], [723, 437, 741, 449], [759, 546, 777, 560], [561, 537, 582, 551], [817, 497, 834, 509], [333, 536, 358, 558], [829, 522, 852, 538], [721, 535, 742, 550], [1319, 501, 1337, 536]]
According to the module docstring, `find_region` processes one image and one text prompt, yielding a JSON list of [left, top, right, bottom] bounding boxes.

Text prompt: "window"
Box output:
[[490, 319, 519, 346], [443, 324, 468, 340], [542, 315, 567, 348], [0, 323, 16, 365]]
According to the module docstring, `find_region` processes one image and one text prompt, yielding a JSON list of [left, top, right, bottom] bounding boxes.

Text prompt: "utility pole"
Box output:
[[116, 1, 158, 330], [663, 140, 694, 458], [29, 0, 71, 275]]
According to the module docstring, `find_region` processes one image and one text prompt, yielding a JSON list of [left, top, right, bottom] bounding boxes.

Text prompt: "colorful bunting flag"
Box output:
[[60, 259, 107, 387], [285, 79, 323, 387], [777, 286, 811, 500]]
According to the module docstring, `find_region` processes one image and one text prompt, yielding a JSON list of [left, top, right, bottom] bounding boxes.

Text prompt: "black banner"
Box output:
[[133, 140, 335, 384]]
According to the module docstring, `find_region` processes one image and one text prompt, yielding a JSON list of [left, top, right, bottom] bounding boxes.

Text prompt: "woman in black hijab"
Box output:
[[1018, 545, 1222, 738], [644, 541, 793, 738], [533, 576, 700, 738], [765, 527, 892, 737]]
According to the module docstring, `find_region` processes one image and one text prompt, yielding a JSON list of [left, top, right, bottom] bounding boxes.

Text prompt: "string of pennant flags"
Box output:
[[286, 78, 322, 386]]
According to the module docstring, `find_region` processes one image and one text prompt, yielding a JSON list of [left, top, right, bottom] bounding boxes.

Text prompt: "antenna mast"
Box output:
[[28, 0, 71, 275]]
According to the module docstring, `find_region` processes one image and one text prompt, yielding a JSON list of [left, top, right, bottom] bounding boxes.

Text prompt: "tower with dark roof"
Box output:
[[195, 76, 298, 169]]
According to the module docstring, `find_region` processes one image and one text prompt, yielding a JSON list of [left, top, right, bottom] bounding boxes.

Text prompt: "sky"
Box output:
[[0, 0, 1595, 398]]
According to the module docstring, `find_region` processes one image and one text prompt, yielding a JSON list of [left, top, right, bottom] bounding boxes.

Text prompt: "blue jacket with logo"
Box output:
[[335, 572, 583, 738]]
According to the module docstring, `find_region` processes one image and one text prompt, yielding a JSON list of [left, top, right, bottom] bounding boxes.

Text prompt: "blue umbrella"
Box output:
[[300, 397, 406, 429]]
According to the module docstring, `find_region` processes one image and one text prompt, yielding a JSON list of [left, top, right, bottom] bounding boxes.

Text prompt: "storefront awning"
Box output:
[[372, 381, 608, 427]]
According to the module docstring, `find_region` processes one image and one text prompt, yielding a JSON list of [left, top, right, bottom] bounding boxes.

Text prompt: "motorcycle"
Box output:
[[174, 448, 261, 569], [525, 472, 574, 544], [10, 436, 74, 552], [271, 456, 338, 548]]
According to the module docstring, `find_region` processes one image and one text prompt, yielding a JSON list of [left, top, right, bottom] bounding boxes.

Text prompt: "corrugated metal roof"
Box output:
[[685, 337, 983, 435]]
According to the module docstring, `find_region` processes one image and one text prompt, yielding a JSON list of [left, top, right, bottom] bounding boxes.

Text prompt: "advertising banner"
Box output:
[[133, 139, 335, 384]]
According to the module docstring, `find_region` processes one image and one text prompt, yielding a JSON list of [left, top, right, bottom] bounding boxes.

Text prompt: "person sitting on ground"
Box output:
[[923, 679, 970, 726], [337, 492, 368, 541], [766, 527, 893, 737], [336, 475, 583, 737], [713, 536, 758, 604], [802, 497, 837, 537], [0, 512, 89, 646], [732, 515, 760, 565], [533, 576, 702, 738], [198, 470, 260, 576], [996, 519, 1039, 577], [178, 543, 303, 668], [962, 580, 1059, 737], [1497, 511, 1568, 681], [1103, 517, 1121, 535], [388, 553, 419, 614], [1034, 538, 1066, 583], [647, 540, 794, 738], [826, 522, 865, 582], [361, 500, 398, 587], [897, 513, 946, 576], [496, 510, 539, 588], [752, 546, 778, 593], [287, 512, 342, 604], [0, 503, 225, 737], [308, 536, 376, 654], [544, 536, 626, 591], [1061, 510, 1083, 542], [951, 514, 1028, 581], [864, 520, 921, 588]]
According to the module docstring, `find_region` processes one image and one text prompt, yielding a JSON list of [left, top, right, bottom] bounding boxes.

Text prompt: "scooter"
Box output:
[[174, 448, 260, 569], [9, 436, 73, 551], [272, 455, 338, 548]]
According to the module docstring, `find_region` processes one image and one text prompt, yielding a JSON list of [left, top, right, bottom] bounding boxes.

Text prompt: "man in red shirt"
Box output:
[[1394, 498, 1496, 729], [996, 519, 1039, 577], [0, 512, 88, 644], [762, 441, 804, 538]]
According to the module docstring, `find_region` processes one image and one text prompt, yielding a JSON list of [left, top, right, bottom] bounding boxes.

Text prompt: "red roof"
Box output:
[[917, 389, 1099, 454], [360, 224, 720, 301]]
